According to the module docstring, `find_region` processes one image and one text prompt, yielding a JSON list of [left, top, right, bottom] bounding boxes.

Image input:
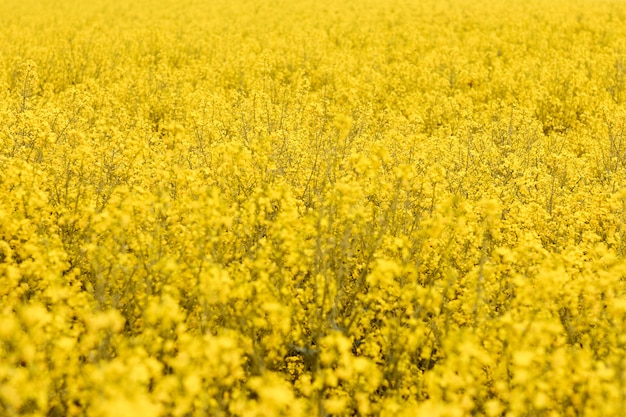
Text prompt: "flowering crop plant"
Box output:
[[2, 0, 626, 415]]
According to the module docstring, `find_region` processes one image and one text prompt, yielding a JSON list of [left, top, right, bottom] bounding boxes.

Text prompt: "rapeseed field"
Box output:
[[2, 0, 626, 415]]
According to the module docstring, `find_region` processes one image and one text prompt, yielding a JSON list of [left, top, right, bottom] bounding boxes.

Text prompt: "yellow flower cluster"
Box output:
[[2, 0, 626, 415]]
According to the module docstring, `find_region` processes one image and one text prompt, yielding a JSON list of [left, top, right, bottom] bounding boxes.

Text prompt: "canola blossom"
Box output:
[[2, 0, 626, 415]]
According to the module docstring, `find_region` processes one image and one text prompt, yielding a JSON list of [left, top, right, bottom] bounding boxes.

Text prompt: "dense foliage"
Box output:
[[2, 0, 626, 415]]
